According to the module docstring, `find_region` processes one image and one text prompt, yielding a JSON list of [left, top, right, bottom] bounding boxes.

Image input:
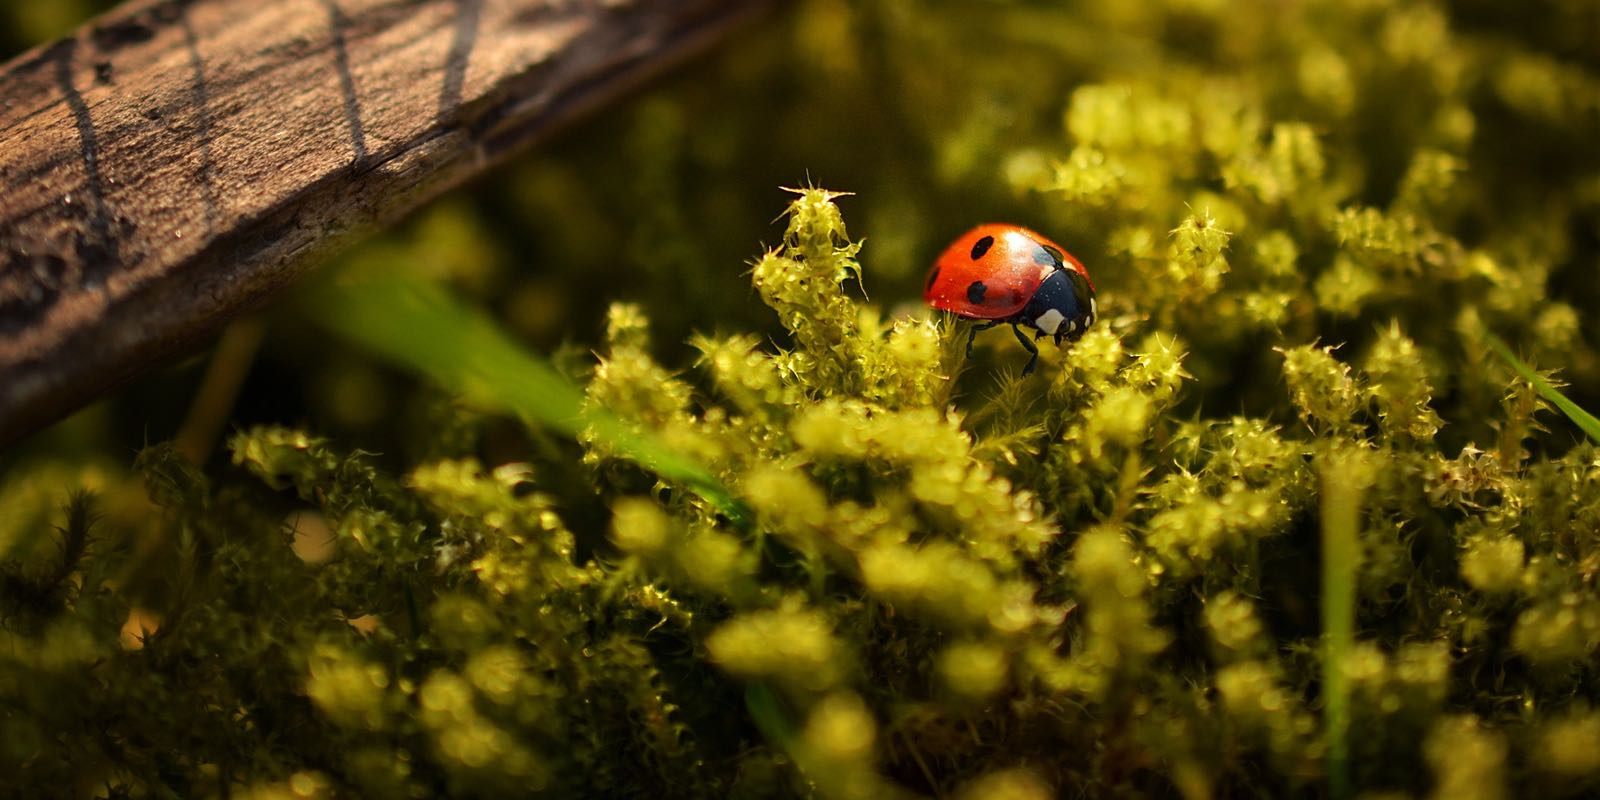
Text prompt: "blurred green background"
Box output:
[[4, 0, 1598, 469]]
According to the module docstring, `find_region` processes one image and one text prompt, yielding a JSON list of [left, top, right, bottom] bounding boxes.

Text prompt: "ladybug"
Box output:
[[923, 224, 1097, 375]]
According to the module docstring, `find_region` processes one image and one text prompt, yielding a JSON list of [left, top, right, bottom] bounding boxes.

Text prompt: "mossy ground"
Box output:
[[3, 1, 1600, 798]]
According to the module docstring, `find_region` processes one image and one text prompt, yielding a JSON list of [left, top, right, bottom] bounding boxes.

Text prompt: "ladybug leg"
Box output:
[[1011, 324, 1041, 375], [966, 320, 1000, 358]]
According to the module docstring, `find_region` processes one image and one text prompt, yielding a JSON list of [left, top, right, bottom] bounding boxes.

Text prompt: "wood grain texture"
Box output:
[[0, 0, 769, 446]]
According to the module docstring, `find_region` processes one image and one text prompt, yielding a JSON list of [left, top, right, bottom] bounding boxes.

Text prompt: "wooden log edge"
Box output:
[[0, 0, 772, 447]]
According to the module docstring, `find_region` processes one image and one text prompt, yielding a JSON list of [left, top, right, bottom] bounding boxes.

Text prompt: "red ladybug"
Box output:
[[923, 224, 1097, 374]]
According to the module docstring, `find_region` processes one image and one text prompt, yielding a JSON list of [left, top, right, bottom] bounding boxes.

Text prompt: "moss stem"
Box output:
[[1318, 447, 1369, 800]]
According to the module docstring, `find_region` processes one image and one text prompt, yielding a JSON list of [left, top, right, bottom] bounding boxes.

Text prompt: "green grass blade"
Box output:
[[1484, 333, 1600, 443], [304, 276, 742, 517]]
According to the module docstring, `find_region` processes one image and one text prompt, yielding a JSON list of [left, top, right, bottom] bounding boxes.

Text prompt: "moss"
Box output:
[[3, 0, 1600, 797]]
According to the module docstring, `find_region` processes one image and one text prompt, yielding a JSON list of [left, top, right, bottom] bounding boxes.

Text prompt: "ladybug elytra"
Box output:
[[923, 224, 1097, 375]]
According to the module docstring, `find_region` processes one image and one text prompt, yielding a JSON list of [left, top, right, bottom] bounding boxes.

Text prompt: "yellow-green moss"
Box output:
[[3, 0, 1600, 797]]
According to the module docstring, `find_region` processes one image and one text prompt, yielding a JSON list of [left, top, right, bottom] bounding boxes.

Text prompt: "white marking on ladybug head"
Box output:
[[1090, 297, 1097, 317], [1034, 308, 1065, 335]]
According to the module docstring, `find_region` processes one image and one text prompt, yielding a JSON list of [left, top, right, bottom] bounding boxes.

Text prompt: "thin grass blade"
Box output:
[[1484, 333, 1600, 443], [304, 276, 742, 516]]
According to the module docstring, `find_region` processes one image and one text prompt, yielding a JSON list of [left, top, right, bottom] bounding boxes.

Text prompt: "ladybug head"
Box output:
[[1020, 268, 1097, 344]]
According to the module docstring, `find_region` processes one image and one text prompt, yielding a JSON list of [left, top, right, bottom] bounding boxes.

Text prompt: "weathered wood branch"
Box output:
[[0, 0, 769, 447]]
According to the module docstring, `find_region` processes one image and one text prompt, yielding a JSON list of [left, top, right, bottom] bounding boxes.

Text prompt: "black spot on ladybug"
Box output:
[[967, 281, 987, 304], [1034, 244, 1065, 268], [925, 266, 941, 291], [970, 235, 994, 260]]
